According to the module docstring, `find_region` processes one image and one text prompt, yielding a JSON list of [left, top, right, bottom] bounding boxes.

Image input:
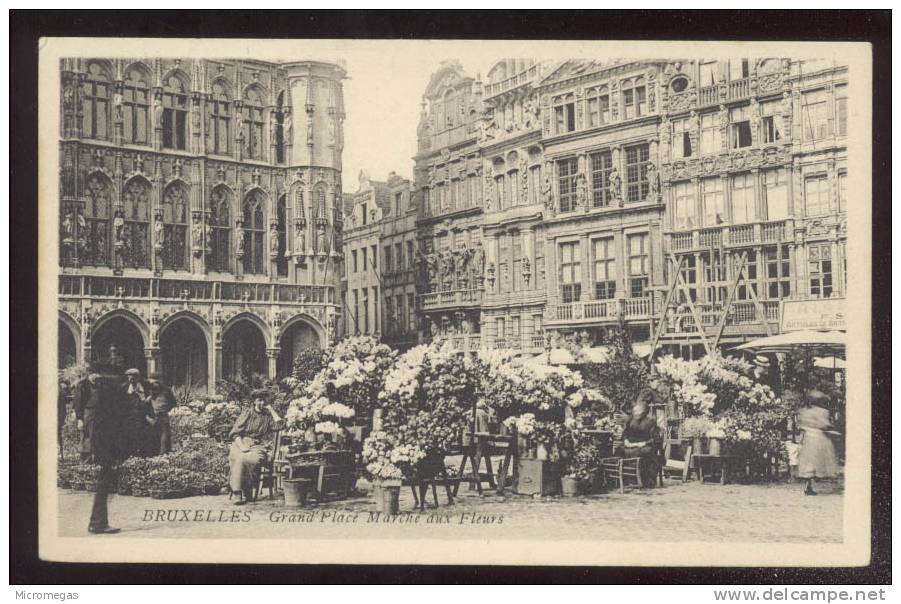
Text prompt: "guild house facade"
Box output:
[[56, 57, 348, 389], [352, 57, 848, 357]]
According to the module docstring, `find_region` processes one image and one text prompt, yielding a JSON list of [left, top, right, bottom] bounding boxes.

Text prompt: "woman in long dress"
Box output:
[[227, 390, 284, 505], [797, 390, 839, 495]]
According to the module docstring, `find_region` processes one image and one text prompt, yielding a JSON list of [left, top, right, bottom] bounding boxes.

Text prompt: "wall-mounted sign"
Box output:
[[781, 298, 846, 332]]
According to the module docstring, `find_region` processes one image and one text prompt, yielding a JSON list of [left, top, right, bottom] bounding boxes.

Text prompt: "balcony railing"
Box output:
[[664, 300, 780, 334], [698, 84, 719, 106], [58, 275, 335, 305], [420, 196, 481, 219], [419, 288, 484, 311], [554, 297, 653, 322], [728, 77, 751, 101], [484, 64, 540, 97], [695, 77, 752, 108], [667, 220, 788, 252]]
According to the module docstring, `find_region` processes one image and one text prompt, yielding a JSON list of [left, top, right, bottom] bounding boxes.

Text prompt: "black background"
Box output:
[[10, 9, 891, 585]]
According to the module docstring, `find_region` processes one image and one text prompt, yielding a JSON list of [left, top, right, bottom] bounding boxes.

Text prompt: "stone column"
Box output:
[[144, 347, 160, 376], [266, 347, 279, 379], [579, 234, 590, 301]]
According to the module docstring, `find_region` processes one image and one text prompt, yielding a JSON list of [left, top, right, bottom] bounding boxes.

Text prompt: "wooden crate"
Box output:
[[513, 458, 562, 496]]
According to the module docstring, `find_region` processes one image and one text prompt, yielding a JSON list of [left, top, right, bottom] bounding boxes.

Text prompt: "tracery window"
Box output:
[[275, 92, 286, 164], [209, 186, 232, 272], [161, 182, 188, 270], [208, 82, 231, 155], [243, 87, 265, 160], [242, 191, 266, 274], [122, 177, 151, 268], [161, 76, 188, 151], [81, 62, 110, 140], [123, 67, 150, 145], [83, 174, 112, 266], [276, 195, 288, 277]]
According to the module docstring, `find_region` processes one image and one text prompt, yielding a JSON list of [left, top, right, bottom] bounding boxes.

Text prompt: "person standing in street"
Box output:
[[121, 367, 154, 457], [86, 363, 131, 534], [797, 389, 840, 496], [58, 374, 71, 461], [74, 370, 102, 462], [146, 373, 176, 455]]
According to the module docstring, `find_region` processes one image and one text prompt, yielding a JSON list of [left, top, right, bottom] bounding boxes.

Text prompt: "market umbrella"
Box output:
[[733, 330, 846, 356], [814, 356, 846, 369]]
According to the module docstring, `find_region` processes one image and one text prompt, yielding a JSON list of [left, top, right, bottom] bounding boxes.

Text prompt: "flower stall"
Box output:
[[653, 352, 792, 480]]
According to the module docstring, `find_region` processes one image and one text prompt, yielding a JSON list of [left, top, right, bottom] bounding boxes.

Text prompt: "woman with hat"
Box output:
[[797, 389, 839, 495], [121, 368, 155, 457], [227, 389, 284, 505], [622, 389, 664, 487]]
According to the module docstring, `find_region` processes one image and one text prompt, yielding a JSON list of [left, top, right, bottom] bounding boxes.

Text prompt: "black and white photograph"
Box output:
[[30, 34, 876, 569]]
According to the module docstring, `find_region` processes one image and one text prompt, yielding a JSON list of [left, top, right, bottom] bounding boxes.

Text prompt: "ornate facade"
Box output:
[[57, 57, 348, 389], [657, 58, 848, 353], [378, 173, 419, 350]]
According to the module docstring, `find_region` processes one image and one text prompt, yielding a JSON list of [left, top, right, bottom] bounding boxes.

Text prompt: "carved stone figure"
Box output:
[[113, 212, 126, 246], [294, 222, 306, 257], [306, 115, 314, 146], [153, 96, 164, 130], [154, 215, 165, 251], [523, 97, 538, 129], [113, 92, 124, 122], [62, 210, 75, 244], [471, 244, 485, 277], [440, 250, 454, 280], [522, 256, 531, 284], [646, 162, 659, 200], [63, 84, 75, 111], [269, 224, 279, 257], [575, 172, 588, 210], [316, 223, 328, 256], [425, 253, 439, 284], [486, 261, 496, 286], [328, 116, 336, 145], [608, 166, 622, 203], [235, 227, 245, 258], [541, 174, 555, 214], [191, 215, 203, 252]]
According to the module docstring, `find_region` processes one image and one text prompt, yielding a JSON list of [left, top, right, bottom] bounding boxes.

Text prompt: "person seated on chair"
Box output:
[[622, 390, 663, 487], [227, 389, 284, 505]]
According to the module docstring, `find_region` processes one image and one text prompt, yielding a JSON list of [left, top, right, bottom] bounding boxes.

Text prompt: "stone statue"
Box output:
[[781, 91, 792, 116], [522, 256, 531, 284], [153, 96, 164, 130], [646, 162, 659, 200], [471, 244, 485, 277], [284, 112, 293, 138], [113, 92, 124, 122], [113, 212, 126, 246], [269, 224, 279, 257], [63, 84, 75, 111], [523, 97, 538, 128], [316, 223, 328, 256], [440, 250, 454, 280], [425, 253, 439, 284], [61, 211, 75, 244], [306, 115, 314, 146], [154, 216, 165, 251], [204, 223, 213, 254], [191, 216, 203, 251], [76, 208, 87, 250], [294, 223, 306, 256], [608, 166, 622, 203], [575, 172, 588, 210], [236, 227, 246, 258], [541, 174, 555, 214]]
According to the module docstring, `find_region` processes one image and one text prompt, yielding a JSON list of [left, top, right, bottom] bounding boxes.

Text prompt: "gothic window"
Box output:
[[161, 76, 188, 151], [625, 143, 650, 202], [443, 90, 456, 129], [243, 87, 265, 160], [275, 92, 286, 164], [209, 186, 232, 272], [123, 67, 150, 145], [81, 62, 110, 140], [209, 82, 231, 155], [122, 177, 151, 268], [314, 185, 327, 219], [83, 174, 112, 266], [589, 150, 613, 208], [276, 195, 288, 277], [557, 157, 578, 213], [242, 191, 266, 274], [162, 182, 188, 270]]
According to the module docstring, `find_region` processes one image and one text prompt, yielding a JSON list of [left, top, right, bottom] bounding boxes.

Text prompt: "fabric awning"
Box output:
[[733, 330, 846, 356]]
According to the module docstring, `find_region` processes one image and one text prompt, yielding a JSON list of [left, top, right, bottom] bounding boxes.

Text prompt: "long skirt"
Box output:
[[798, 428, 838, 479], [228, 441, 267, 493], [623, 444, 661, 487]]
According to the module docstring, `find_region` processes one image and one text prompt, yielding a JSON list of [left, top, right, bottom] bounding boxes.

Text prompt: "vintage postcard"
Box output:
[[37, 37, 872, 566]]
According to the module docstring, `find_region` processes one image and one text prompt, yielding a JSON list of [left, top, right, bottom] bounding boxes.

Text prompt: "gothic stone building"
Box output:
[[57, 57, 348, 389]]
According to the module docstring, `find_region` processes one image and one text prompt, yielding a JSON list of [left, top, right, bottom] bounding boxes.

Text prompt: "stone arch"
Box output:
[[161, 67, 191, 92], [158, 311, 211, 390], [220, 313, 270, 382], [91, 309, 150, 373], [276, 314, 324, 378], [210, 76, 234, 100], [58, 310, 81, 368], [83, 58, 114, 80], [242, 81, 269, 104]]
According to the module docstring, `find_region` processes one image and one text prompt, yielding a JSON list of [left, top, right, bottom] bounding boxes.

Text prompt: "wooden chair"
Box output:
[[659, 438, 694, 484], [600, 456, 644, 493], [252, 430, 282, 502]]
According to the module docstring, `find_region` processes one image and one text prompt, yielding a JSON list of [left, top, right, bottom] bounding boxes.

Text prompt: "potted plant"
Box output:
[[361, 431, 407, 515], [680, 416, 712, 455], [706, 421, 727, 456]]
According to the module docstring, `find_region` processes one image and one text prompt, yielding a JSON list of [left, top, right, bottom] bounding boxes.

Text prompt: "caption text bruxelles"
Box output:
[[142, 509, 504, 525]]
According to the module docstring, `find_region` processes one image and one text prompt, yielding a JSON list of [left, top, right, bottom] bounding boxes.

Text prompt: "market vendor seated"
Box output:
[[227, 390, 284, 505], [622, 390, 663, 487]]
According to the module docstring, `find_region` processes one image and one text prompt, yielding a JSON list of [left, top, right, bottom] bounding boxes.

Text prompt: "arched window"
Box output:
[[83, 174, 112, 266], [209, 186, 231, 272], [208, 81, 231, 155], [444, 90, 456, 129], [275, 91, 285, 164], [314, 184, 327, 219], [122, 177, 151, 268], [162, 182, 189, 269], [123, 67, 150, 145], [276, 195, 288, 276], [242, 191, 266, 274], [82, 62, 110, 139], [243, 87, 265, 160], [161, 75, 188, 150]]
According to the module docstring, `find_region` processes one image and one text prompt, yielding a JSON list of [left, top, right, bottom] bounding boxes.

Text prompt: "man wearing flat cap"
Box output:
[[121, 367, 155, 457], [146, 373, 176, 455]]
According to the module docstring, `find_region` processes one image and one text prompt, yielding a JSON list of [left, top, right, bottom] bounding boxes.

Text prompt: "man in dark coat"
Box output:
[[622, 390, 664, 487], [146, 373, 176, 455], [86, 363, 131, 534], [74, 371, 103, 462]]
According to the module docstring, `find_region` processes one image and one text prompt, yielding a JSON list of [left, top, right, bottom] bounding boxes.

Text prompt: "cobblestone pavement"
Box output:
[[58, 478, 843, 543]]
